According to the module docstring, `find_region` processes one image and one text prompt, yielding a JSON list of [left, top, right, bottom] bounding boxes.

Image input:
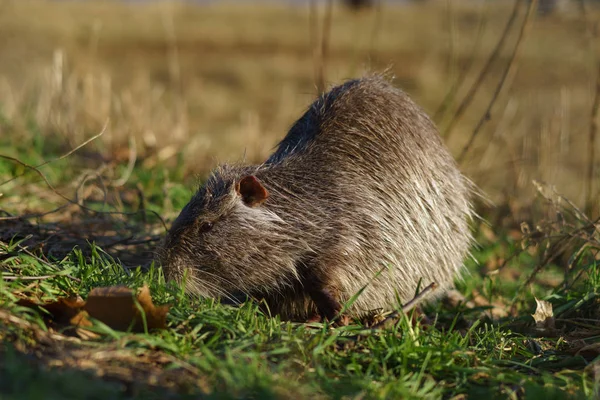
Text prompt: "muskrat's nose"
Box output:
[[163, 226, 185, 251], [160, 257, 182, 282]]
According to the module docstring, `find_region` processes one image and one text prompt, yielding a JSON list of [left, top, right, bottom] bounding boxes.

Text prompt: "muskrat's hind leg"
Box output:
[[299, 261, 350, 325], [307, 285, 341, 320], [306, 282, 351, 326]]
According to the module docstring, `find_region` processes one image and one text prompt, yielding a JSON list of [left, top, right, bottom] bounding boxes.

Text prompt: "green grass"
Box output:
[[1, 2, 600, 397], [0, 233, 597, 399], [1, 139, 599, 399]]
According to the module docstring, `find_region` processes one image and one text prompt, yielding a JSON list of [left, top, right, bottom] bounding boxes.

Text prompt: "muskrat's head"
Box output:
[[158, 165, 306, 303]]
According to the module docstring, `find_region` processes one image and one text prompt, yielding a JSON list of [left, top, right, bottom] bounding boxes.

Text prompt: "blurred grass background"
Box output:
[[0, 0, 598, 223], [1, 3, 600, 397]]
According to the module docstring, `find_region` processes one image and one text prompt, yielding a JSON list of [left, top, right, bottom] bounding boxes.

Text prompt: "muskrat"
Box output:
[[159, 75, 473, 322]]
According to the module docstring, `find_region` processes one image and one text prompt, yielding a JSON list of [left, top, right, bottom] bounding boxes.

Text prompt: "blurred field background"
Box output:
[[1, 0, 599, 224], [2, 1, 600, 398]]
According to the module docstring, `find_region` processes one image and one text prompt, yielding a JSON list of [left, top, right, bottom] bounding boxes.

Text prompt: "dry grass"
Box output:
[[2, 4, 600, 397], [0, 0, 599, 219]]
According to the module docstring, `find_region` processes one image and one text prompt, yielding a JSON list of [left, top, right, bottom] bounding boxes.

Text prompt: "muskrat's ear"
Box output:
[[236, 176, 269, 207]]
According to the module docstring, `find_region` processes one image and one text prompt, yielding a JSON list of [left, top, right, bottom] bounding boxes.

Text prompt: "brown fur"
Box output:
[[158, 75, 473, 321]]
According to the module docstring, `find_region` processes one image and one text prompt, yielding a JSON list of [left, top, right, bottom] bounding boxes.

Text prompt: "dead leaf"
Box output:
[[15, 285, 170, 336], [531, 298, 558, 336], [68, 309, 92, 327], [134, 285, 170, 330], [15, 295, 97, 339], [84, 285, 169, 332], [469, 372, 491, 382], [17, 295, 86, 325], [532, 298, 554, 325]]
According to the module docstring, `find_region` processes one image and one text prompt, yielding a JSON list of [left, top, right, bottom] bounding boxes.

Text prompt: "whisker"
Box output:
[[193, 268, 239, 289], [186, 274, 240, 305]]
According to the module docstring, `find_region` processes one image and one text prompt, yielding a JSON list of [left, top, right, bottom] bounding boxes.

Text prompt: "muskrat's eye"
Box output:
[[198, 221, 214, 233]]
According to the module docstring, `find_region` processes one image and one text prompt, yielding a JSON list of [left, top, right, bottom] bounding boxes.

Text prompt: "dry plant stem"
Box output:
[[162, 7, 182, 98], [443, 0, 520, 140], [311, 0, 333, 94], [12, 243, 82, 283], [0, 154, 79, 205], [0, 121, 109, 207], [75, 165, 109, 208], [445, 0, 457, 100], [458, 0, 538, 164], [319, 0, 334, 94], [2, 275, 55, 281], [367, 0, 383, 61], [0, 204, 71, 222], [510, 215, 599, 310], [309, 0, 320, 92], [0, 203, 167, 232], [111, 136, 137, 187], [583, 1, 600, 217], [522, 240, 566, 288], [338, 282, 438, 345], [0, 120, 109, 188], [370, 282, 437, 330], [475, 102, 521, 192], [0, 126, 167, 229], [433, 4, 488, 123], [534, 180, 593, 224]]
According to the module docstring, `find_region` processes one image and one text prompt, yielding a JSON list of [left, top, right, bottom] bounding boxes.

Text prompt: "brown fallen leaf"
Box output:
[[15, 285, 170, 336], [17, 296, 87, 325], [84, 285, 170, 332], [15, 295, 96, 339]]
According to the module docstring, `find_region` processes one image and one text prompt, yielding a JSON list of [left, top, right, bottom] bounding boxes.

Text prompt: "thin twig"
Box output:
[[433, 2, 488, 123], [0, 204, 70, 222], [510, 216, 600, 310], [13, 244, 82, 282], [443, 0, 520, 140], [370, 282, 438, 330], [0, 143, 167, 230], [337, 282, 439, 345], [367, 0, 383, 62], [320, 0, 334, 94], [309, 0, 320, 94], [0, 205, 167, 232], [0, 120, 109, 206], [111, 136, 137, 187], [0, 154, 73, 204], [458, 0, 538, 164], [582, 0, 600, 217], [0, 120, 109, 187], [312, 0, 334, 94], [446, 0, 457, 99], [2, 275, 55, 281]]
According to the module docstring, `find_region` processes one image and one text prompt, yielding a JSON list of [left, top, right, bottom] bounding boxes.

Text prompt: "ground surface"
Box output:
[[1, 1, 600, 399]]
